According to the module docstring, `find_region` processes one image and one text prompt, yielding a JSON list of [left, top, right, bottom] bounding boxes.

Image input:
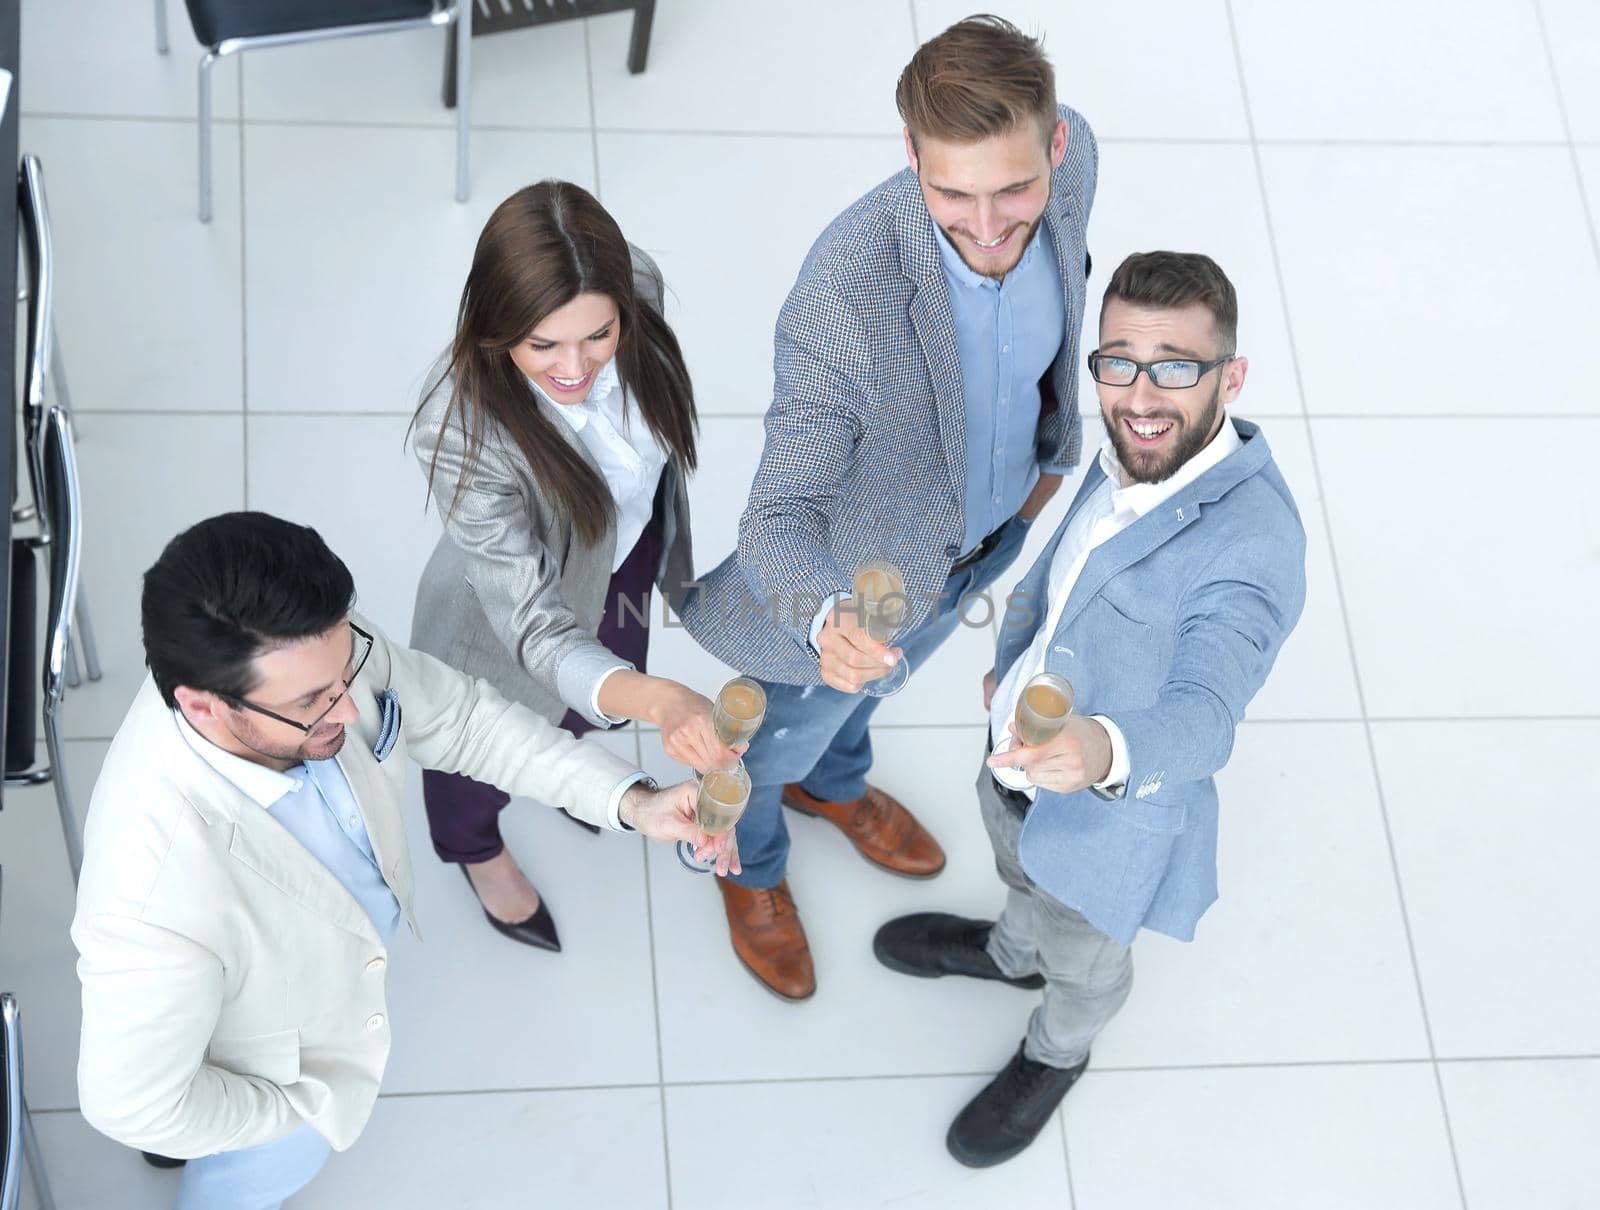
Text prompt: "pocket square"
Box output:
[[373, 688, 402, 762]]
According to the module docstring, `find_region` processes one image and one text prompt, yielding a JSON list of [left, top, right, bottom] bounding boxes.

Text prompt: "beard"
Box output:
[[1103, 379, 1225, 485], [230, 716, 348, 766], [945, 213, 1044, 280]]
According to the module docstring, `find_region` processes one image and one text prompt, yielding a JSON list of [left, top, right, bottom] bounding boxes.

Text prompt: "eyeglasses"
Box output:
[[1088, 352, 1234, 390], [222, 622, 374, 735]]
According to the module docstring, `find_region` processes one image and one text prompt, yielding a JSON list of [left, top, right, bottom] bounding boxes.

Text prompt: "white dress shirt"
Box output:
[[989, 416, 1244, 797], [533, 358, 669, 574]]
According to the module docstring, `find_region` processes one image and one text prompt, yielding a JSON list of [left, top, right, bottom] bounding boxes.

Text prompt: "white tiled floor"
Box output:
[[4, 1, 1597, 1207]]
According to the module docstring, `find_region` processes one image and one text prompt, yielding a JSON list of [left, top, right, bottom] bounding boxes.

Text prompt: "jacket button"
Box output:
[[366, 1013, 386, 1031], [365, 957, 386, 973], [945, 545, 960, 557]]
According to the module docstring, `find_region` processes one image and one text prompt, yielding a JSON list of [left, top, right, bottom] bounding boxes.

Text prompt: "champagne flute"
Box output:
[[853, 560, 911, 697], [712, 676, 766, 748], [1013, 672, 1075, 747], [677, 677, 765, 873], [676, 760, 752, 874]]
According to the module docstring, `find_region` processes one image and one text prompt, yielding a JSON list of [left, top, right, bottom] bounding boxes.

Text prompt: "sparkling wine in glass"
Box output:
[[853, 560, 911, 697], [677, 761, 752, 874], [712, 676, 766, 749], [1014, 672, 1075, 747]]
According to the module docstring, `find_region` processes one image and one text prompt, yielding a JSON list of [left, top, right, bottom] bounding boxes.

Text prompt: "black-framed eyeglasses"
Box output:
[[1088, 351, 1234, 390], [223, 622, 374, 735]]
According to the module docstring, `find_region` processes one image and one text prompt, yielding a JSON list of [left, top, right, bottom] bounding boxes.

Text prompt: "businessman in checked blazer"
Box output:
[[70, 513, 729, 1210], [678, 17, 1097, 999]]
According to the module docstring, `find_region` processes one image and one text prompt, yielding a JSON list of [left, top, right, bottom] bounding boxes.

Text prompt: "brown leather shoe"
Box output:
[[717, 878, 816, 1001], [782, 783, 946, 878]]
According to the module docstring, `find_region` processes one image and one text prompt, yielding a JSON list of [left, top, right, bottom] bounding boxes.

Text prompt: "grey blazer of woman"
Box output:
[[408, 258, 695, 728]]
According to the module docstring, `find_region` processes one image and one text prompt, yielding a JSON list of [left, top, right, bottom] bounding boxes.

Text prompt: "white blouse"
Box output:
[[533, 358, 669, 572]]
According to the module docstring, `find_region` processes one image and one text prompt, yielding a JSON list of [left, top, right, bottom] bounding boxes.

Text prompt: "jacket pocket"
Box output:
[[207, 1028, 301, 1086]]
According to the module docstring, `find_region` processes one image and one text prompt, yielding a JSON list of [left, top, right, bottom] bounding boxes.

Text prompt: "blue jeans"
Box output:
[[175, 1122, 331, 1210], [732, 516, 1031, 888]]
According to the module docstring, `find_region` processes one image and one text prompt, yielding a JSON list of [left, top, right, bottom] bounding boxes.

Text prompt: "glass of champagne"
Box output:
[[1014, 672, 1075, 747], [853, 560, 911, 697], [676, 760, 751, 874], [676, 677, 765, 873], [712, 676, 766, 748]]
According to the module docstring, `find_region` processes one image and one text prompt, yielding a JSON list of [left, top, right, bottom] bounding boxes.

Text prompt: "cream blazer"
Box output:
[[71, 616, 638, 1158]]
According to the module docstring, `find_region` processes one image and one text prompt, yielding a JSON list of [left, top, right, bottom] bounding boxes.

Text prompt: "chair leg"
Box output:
[[454, 1, 472, 203], [64, 637, 82, 690], [198, 51, 218, 223], [628, 0, 655, 74], [154, 0, 169, 54], [74, 593, 103, 682], [23, 1098, 61, 1210], [44, 702, 83, 886], [441, 22, 458, 109]]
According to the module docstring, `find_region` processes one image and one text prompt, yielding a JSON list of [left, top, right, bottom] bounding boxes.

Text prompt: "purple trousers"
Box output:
[[423, 517, 661, 864]]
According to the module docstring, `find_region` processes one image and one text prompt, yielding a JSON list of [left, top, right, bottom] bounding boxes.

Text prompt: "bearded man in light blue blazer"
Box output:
[[875, 251, 1307, 1167]]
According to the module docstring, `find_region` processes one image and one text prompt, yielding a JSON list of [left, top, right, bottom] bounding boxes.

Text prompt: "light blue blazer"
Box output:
[[996, 418, 1307, 945]]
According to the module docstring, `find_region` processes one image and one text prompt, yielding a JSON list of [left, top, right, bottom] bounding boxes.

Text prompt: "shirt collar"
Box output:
[[530, 357, 622, 432], [932, 221, 1046, 290], [173, 707, 302, 808], [1098, 413, 1246, 518]]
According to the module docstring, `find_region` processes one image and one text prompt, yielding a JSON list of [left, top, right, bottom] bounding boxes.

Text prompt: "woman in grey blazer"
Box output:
[[409, 181, 737, 950]]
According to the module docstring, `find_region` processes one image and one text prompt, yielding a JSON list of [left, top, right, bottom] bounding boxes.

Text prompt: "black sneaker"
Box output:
[[946, 1042, 1090, 1168], [873, 913, 1044, 989]]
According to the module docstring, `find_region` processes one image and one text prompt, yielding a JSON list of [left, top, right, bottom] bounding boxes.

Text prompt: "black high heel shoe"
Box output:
[[458, 864, 562, 952]]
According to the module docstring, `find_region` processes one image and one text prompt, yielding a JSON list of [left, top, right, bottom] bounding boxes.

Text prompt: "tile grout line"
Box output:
[[583, 18, 602, 199], [58, 714, 1600, 746], [28, 1050, 1600, 1115], [1222, 3, 1471, 1206], [239, 58, 250, 507], [1531, 0, 1600, 273], [57, 408, 1600, 421], [1059, 1110, 1078, 1210], [18, 109, 1590, 150], [906, 0, 919, 45], [631, 722, 675, 1210]]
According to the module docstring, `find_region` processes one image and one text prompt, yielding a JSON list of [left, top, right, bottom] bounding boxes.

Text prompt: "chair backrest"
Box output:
[[1, 992, 22, 1210], [39, 408, 82, 716], [16, 156, 53, 539]]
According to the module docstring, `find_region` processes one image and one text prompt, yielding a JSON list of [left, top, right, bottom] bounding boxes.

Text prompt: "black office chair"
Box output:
[[154, 0, 473, 221], [3, 158, 90, 885], [440, 0, 656, 108], [13, 156, 101, 695]]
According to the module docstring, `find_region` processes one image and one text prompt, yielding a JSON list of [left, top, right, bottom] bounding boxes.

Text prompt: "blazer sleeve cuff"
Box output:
[[556, 645, 634, 728]]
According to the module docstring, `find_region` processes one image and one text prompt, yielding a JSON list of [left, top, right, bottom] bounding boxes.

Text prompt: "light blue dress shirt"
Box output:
[[277, 759, 403, 943], [934, 220, 1067, 556], [173, 710, 401, 942]]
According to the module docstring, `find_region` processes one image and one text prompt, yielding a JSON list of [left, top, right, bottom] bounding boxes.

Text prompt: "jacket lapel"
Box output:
[[1041, 185, 1085, 408], [226, 813, 380, 943], [1049, 421, 1272, 635], [897, 176, 968, 500]]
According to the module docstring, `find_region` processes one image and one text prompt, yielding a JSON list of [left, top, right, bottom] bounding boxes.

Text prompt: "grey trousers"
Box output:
[[977, 761, 1135, 1069]]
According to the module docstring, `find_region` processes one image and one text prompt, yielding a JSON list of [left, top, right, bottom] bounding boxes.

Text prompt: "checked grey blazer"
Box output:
[[678, 104, 1097, 684], [408, 251, 695, 727]]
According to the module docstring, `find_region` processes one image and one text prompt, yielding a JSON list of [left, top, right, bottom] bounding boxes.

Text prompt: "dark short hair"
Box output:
[[141, 511, 356, 708], [1102, 251, 1239, 355], [896, 14, 1056, 151]]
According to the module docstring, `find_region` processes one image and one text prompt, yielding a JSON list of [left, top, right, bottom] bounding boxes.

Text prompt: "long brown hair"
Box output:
[[418, 180, 698, 545]]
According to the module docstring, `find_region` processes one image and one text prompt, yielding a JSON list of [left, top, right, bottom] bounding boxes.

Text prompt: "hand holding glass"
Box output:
[[678, 677, 764, 873], [1013, 672, 1075, 746], [853, 560, 911, 697]]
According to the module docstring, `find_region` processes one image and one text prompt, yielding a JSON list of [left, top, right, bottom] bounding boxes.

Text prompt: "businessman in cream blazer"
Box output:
[[70, 512, 733, 1209]]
